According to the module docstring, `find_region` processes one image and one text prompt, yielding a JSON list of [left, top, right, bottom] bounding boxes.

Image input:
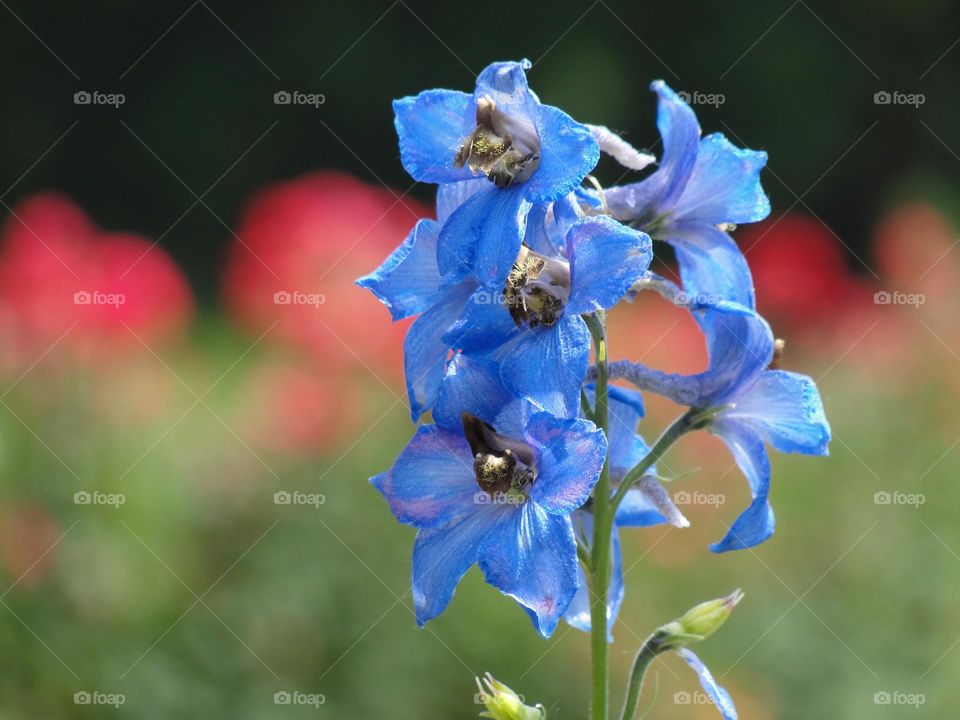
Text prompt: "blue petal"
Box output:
[[393, 90, 476, 184], [708, 419, 775, 553], [615, 487, 668, 527], [694, 305, 774, 407], [673, 132, 770, 225], [433, 354, 529, 438], [667, 221, 755, 309], [583, 383, 647, 475], [724, 370, 831, 455], [437, 179, 486, 225], [371, 425, 478, 529], [438, 183, 529, 288], [403, 284, 474, 420], [523, 104, 600, 203], [356, 219, 442, 321], [412, 506, 503, 625], [523, 203, 564, 257], [524, 412, 606, 514], [477, 503, 579, 637], [604, 81, 700, 220], [563, 513, 623, 641], [500, 314, 591, 418], [566, 216, 652, 315], [678, 649, 739, 720], [475, 60, 539, 122], [442, 284, 518, 353]]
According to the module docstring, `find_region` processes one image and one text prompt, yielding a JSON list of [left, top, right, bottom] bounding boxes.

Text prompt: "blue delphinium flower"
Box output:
[[393, 60, 600, 288], [605, 81, 770, 308], [370, 355, 606, 636], [605, 277, 830, 552], [445, 200, 652, 416], [563, 385, 688, 638]]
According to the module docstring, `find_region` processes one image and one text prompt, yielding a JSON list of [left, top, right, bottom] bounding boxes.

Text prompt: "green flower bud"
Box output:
[[475, 673, 545, 720], [656, 589, 744, 651]]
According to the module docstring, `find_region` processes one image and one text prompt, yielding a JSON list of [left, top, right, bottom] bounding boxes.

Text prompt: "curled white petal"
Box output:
[[587, 124, 656, 171]]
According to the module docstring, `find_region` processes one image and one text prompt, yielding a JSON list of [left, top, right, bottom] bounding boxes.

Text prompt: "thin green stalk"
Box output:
[[619, 632, 668, 720], [585, 312, 611, 720], [610, 410, 695, 513]]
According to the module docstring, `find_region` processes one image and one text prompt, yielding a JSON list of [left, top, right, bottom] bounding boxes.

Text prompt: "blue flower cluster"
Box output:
[[359, 60, 830, 718]]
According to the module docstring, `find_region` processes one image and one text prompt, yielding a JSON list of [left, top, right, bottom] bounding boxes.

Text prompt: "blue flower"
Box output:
[[445, 205, 652, 416], [606, 278, 830, 552], [370, 355, 606, 636], [356, 188, 477, 420], [605, 81, 770, 308], [563, 385, 686, 638], [394, 60, 600, 288]]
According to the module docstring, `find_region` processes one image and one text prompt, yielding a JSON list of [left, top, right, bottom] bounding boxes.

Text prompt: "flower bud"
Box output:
[[475, 673, 545, 720], [657, 589, 744, 650]]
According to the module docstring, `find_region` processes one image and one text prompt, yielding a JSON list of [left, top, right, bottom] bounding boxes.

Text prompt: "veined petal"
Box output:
[[356, 219, 442, 321], [678, 649, 738, 720], [437, 179, 486, 225], [709, 419, 775, 553], [523, 104, 600, 203], [500, 314, 591, 418], [442, 284, 518, 353], [667, 221, 755, 309], [583, 383, 647, 475], [477, 503, 579, 637], [724, 370, 830, 455], [604, 80, 700, 221], [524, 412, 606, 514], [371, 425, 478, 529], [393, 90, 476, 184], [412, 506, 504, 625], [673, 132, 770, 225], [475, 60, 539, 123], [438, 183, 528, 288], [694, 304, 774, 407], [616, 481, 674, 528], [566, 216, 652, 315], [563, 513, 623, 641], [433, 354, 529, 438], [403, 284, 474, 420]]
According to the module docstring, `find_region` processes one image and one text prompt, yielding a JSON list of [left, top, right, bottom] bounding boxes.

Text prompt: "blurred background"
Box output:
[[0, 1, 957, 718]]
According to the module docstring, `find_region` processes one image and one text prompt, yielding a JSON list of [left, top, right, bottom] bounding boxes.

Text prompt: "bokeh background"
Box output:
[[0, 1, 958, 718]]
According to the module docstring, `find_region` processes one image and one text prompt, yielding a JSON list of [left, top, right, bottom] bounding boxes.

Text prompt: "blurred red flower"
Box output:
[[0, 193, 194, 368], [221, 172, 427, 389]]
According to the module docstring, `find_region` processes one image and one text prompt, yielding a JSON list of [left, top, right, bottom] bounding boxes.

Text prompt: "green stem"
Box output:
[[619, 631, 668, 720], [585, 313, 611, 720], [610, 410, 695, 514]]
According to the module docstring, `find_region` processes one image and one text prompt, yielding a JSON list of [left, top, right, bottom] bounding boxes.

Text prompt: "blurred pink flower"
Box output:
[[0, 193, 194, 368]]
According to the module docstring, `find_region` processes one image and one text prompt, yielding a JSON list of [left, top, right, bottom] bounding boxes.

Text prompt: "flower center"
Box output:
[[461, 412, 536, 496], [504, 246, 571, 328], [454, 96, 541, 188]]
